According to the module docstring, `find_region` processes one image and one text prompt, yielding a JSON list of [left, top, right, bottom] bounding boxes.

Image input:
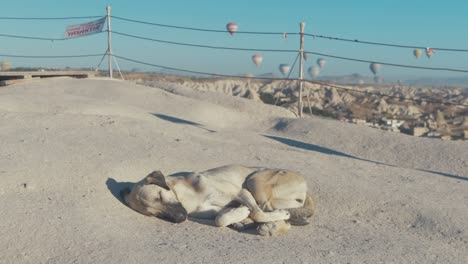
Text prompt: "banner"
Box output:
[[64, 17, 106, 39]]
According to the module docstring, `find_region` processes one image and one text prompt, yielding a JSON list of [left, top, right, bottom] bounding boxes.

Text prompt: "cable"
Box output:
[[114, 54, 284, 80], [305, 33, 468, 52], [111, 31, 296, 53], [0, 33, 66, 41], [112, 16, 468, 52], [0, 53, 106, 58], [113, 54, 468, 107], [111, 16, 297, 35], [0, 16, 103, 20], [0, 31, 105, 41], [111, 30, 468, 73], [287, 52, 300, 79], [304, 50, 468, 73]]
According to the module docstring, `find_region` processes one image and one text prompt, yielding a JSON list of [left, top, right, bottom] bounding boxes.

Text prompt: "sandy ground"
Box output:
[[0, 78, 467, 264]]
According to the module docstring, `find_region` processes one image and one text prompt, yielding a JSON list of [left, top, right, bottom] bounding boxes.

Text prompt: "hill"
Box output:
[[0, 78, 466, 263]]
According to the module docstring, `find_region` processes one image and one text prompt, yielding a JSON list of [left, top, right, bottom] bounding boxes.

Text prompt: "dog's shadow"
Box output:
[[106, 178, 134, 206], [106, 177, 261, 235]]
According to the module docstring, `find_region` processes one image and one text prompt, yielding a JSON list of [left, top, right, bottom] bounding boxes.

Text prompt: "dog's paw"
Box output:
[[257, 220, 291, 236], [257, 222, 278, 236], [231, 218, 255, 231]]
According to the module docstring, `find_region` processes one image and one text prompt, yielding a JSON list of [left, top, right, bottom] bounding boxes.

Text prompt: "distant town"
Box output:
[[126, 72, 468, 141]]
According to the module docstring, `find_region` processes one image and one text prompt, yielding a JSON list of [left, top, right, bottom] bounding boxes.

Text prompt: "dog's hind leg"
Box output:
[[214, 206, 250, 227], [257, 220, 291, 236], [237, 189, 290, 223]]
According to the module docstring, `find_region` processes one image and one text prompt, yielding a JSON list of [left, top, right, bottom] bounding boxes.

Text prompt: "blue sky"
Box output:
[[1, 0, 468, 79]]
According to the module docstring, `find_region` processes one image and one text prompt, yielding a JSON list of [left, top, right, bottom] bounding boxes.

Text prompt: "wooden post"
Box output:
[[298, 22, 305, 117], [106, 6, 113, 78]]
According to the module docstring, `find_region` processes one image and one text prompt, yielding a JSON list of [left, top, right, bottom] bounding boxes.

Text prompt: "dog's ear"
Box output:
[[145, 171, 170, 190]]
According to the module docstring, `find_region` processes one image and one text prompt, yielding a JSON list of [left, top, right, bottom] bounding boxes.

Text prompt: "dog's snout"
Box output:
[[162, 203, 188, 224], [173, 212, 187, 223]]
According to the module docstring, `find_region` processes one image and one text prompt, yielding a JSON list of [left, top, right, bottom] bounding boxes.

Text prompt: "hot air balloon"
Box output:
[[426, 47, 435, 58], [282, 32, 287, 40], [226, 22, 238, 36], [369, 63, 381, 75], [251, 54, 263, 67], [303, 52, 310, 61], [317, 58, 326, 69], [308, 66, 320, 78], [413, 49, 422, 59], [279, 64, 291, 76]]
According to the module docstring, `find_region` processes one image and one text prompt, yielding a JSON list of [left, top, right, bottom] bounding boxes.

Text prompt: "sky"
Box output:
[[1, 0, 468, 80]]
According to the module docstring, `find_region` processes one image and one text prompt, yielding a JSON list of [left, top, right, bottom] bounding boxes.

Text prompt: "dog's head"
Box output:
[[120, 171, 187, 223]]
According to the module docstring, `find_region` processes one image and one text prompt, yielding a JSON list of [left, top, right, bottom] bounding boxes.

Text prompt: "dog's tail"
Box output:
[[288, 193, 314, 226]]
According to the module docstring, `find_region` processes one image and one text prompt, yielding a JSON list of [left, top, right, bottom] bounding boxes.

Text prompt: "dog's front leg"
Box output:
[[237, 189, 290, 223], [214, 206, 250, 227]]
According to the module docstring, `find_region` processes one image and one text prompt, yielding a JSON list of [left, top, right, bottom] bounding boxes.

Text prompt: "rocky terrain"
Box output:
[[128, 73, 468, 140]]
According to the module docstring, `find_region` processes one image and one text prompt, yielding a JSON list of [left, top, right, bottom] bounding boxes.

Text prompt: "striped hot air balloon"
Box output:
[[426, 47, 435, 58], [252, 54, 263, 67], [226, 22, 238, 36]]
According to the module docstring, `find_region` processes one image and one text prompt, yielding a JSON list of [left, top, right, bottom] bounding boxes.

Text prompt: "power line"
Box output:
[[113, 54, 468, 107], [0, 16, 103, 20], [111, 30, 468, 73], [1, 14, 466, 52], [111, 16, 297, 35], [0, 33, 66, 41], [114, 54, 283, 80], [305, 33, 468, 52], [0, 53, 106, 58], [304, 51, 468, 73], [112, 15, 468, 52], [0, 31, 105, 41], [112, 31, 297, 53], [287, 52, 300, 79], [1, 29, 467, 74]]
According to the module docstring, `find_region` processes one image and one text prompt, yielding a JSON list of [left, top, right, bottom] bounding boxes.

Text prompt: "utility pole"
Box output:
[[298, 22, 305, 117], [106, 6, 113, 78]]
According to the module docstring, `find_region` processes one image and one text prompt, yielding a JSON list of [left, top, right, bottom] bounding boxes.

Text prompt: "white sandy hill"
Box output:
[[0, 78, 466, 264]]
